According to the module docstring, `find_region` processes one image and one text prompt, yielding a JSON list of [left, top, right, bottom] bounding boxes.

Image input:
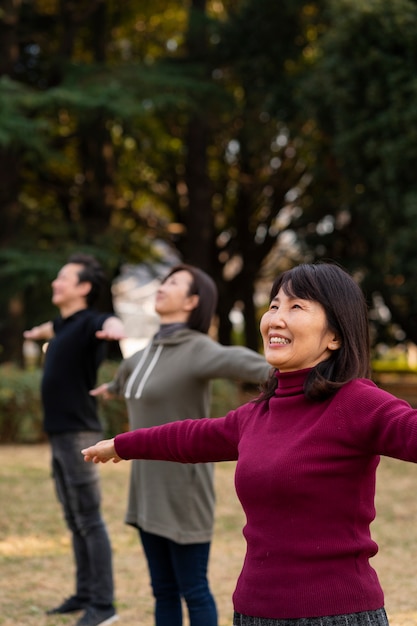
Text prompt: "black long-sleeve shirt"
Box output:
[[42, 308, 111, 434]]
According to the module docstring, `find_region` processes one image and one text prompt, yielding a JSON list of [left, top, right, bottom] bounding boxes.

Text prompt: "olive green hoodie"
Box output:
[[108, 328, 270, 544]]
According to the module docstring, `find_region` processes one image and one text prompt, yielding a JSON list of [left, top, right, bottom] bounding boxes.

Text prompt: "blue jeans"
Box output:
[[50, 431, 114, 608], [139, 528, 218, 626]]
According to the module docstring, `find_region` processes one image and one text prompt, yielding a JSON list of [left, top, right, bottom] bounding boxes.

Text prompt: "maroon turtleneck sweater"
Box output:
[[115, 368, 417, 619]]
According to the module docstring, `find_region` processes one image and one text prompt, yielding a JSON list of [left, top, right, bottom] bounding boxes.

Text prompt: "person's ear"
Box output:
[[184, 294, 199, 312], [78, 281, 92, 298], [328, 335, 341, 351]]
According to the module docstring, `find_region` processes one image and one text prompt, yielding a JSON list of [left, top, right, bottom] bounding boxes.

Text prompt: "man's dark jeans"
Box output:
[[50, 431, 114, 608]]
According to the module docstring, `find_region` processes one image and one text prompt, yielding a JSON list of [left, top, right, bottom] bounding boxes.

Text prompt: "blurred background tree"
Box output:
[[1, 0, 417, 365], [296, 0, 417, 348]]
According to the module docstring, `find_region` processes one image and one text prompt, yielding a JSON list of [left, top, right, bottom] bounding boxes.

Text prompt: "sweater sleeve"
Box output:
[[106, 353, 137, 395], [192, 336, 271, 384], [114, 408, 244, 463], [340, 379, 417, 462]]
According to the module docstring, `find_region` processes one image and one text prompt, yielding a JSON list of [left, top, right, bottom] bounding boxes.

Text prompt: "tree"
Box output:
[[162, 0, 314, 349], [296, 0, 417, 346], [0, 1, 181, 361], [6, 0, 417, 365], [0, 0, 328, 357]]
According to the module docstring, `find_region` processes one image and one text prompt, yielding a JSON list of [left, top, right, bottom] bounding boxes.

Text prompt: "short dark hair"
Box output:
[[259, 262, 371, 401], [162, 264, 218, 334], [67, 253, 106, 307]]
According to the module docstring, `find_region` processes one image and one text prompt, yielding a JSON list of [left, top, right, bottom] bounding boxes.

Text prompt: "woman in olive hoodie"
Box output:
[[92, 264, 270, 626]]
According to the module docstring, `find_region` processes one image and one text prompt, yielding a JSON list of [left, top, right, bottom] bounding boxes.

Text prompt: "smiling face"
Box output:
[[154, 270, 199, 323], [260, 287, 341, 372], [51, 263, 91, 316]]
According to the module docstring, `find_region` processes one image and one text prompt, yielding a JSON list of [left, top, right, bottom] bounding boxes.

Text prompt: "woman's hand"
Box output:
[[81, 438, 122, 464], [89, 382, 114, 400], [96, 316, 125, 341]]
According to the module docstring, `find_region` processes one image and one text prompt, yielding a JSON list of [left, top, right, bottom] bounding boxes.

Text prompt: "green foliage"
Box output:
[[215, 0, 307, 117], [0, 0, 314, 360], [96, 360, 129, 438], [4, 0, 417, 360], [0, 248, 62, 293], [0, 77, 49, 152], [0, 361, 246, 444], [0, 364, 43, 443], [210, 378, 240, 418], [308, 0, 417, 192], [0, 361, 128, 444], [97, 363, 246, 435], [295, 0, 417, 344]]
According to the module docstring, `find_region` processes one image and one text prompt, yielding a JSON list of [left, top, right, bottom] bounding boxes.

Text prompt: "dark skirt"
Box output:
[[233, 608, 389, 626]]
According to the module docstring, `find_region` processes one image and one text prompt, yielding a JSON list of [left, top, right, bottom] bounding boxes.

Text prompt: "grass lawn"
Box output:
[[1, 444, 417, 626]]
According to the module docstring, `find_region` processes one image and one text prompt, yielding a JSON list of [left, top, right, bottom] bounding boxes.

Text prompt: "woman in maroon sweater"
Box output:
[[82, 262, 417, 626]]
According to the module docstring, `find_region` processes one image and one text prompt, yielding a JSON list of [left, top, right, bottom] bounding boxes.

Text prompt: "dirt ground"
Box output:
[[1, 444, 417, 626]]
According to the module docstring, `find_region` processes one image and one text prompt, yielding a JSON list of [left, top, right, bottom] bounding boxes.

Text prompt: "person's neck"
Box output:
[[59, 302, 88, 319], [156, 322, 188, 339], [158, 313, 189, 325]]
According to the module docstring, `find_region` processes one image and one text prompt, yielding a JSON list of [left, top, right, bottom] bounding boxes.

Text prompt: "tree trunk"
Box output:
[[77, 3, 115, 240], [0, 0, 20, 76], [184, 120, 214, 272], [182, 0, 214, 273]]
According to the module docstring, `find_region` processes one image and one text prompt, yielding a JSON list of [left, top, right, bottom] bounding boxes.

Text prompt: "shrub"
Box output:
[[0, 361, 247, 444], [0, 361, 126, 444], [0, 364, 44, 443], [97, 366, 246, 435], [96, 361, 129, 438]]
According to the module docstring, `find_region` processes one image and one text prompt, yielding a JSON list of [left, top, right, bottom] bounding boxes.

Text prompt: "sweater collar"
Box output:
[[154, 322, 187, 340], [274, 368, 312, 396], [153, 326, 197, 345]]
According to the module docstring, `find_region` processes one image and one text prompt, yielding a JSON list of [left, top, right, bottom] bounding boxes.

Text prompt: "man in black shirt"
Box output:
[[24, 253, 124, 626]]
